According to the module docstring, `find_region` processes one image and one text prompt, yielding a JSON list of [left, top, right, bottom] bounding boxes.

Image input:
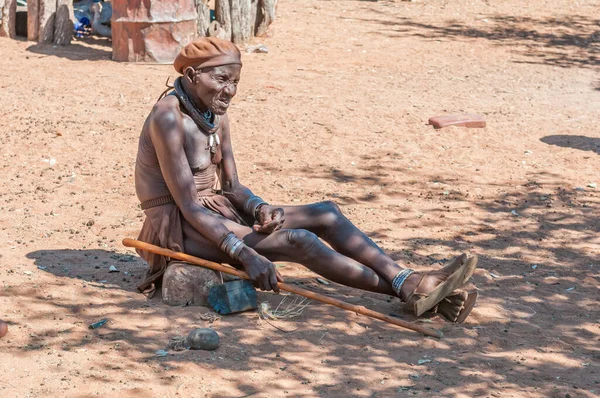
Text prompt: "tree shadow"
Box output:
[[12, 241, 598, 396], [26, 36, 112, 61], [16, 163, 600, 395], [352, 13, 600, 69], [540, 135, 600, 155]]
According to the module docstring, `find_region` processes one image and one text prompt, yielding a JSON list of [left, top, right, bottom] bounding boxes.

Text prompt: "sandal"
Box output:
[[403, 254, 478, 317]]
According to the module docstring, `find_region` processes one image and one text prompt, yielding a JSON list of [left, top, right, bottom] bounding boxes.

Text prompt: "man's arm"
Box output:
[[149, 104, 281, 291]]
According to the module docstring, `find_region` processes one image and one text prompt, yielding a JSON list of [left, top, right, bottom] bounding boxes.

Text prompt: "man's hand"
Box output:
[[253, 205, 285, 234], [238, 246, 284, 292]]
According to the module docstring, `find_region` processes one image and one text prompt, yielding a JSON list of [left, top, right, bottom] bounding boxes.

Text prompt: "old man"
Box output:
[[134, 38, 478, 322]]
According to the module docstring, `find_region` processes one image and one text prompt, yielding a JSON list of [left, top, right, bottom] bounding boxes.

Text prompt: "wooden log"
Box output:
[[230, 0, 250, 45], [0, 0, 16, 38], [196, 0, 210, 37], [214, 0, 231, 41], [255, 0, 276, 37], [123, 238, 444, 338], [27, 0, 39, 41], [53, 0, 73, 45], [38, 0, 56, 44]]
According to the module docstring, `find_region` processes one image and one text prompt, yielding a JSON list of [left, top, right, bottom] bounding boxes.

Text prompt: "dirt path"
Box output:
[[1, 0, 599, 396]]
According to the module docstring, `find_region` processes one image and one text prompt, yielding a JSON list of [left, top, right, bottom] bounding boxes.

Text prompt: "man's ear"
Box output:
[[183, 66, 196, 83]]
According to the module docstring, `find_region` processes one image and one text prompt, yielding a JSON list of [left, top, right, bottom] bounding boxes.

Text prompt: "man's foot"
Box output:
[[398, 254, 478, 317], [431, 290, 478, 323]]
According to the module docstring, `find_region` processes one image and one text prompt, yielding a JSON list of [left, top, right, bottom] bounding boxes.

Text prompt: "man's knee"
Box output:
[[316, 200, 343, 227], [285, 229, 320, 255]]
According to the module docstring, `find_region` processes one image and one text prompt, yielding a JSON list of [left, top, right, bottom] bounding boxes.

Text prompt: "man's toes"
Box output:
[[446, 291, 468, 306]]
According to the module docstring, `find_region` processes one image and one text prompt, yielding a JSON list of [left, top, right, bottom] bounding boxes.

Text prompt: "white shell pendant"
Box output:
[[207, 133, 220, 153]]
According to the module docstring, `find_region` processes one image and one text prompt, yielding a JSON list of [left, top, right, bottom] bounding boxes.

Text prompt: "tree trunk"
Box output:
[[0, 0, 16, 38], [255, 0, 276, 37], [27, 0, 39, 41], [53, 0, 73, 45], [249, 0, 258, 37], [38, 0, 56, 44], [215, 0, 231, 41], [196, 0, 210, 37], [230, 0, 250, 45]]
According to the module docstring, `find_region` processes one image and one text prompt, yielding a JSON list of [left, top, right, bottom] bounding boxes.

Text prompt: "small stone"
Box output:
[[108, 265, 119, 273], [511, 210, 519, 216], [185, 328, 219, 351], [316, 277, 330, 285], [155, 349, 168, 357], [587, 183, 597, 189], [417, 359, 432, 364]]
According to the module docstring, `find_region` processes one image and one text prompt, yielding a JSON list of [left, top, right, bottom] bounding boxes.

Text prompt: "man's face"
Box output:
[[186, 64, 241, 115]]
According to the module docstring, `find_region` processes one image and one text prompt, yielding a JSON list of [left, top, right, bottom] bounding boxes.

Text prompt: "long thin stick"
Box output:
[[122, 238, 443, 338]]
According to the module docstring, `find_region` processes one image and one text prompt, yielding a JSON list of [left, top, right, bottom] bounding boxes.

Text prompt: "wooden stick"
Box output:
[[123, 238, 443, 338]]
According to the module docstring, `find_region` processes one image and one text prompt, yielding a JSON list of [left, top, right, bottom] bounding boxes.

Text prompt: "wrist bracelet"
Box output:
[[254, 203, 267, 220], [219, 232, 246, 261], [244, 195, 268, 219]]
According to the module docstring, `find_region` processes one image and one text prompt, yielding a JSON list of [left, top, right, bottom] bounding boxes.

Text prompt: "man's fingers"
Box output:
[[275, 269, 284, 283], [269, 271, 280, 293], [256, 220, 280, 233]]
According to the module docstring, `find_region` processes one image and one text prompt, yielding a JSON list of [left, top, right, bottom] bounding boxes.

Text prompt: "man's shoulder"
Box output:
[[148, 95, 186, 133], [151, 95, 181, 122]]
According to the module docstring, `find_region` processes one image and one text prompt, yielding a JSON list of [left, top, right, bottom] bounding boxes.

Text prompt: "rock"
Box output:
[[0, 320, 8, 338], [108, 265, 119, 273], [186, 328, 219, 351], [162, 261, 229, 307], [53, 0, 73, 45]]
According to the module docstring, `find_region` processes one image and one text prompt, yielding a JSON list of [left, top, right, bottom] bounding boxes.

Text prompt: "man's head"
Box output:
[[174, 38, 242, 115]]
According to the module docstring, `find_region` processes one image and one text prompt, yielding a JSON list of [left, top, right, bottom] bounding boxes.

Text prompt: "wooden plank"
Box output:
[[214, 0, 231, 41], [38, 0, 56, 44], [428, 114, 486, 129], [27, 0, 39, 41], [196, 0, 210, 37]]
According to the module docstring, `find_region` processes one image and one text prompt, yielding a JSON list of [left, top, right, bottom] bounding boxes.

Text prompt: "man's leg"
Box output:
[[276, 201, 474, 306], [278, 201, 402, 282], [181, 209, 475, 318], [181, 217, 396, 295]]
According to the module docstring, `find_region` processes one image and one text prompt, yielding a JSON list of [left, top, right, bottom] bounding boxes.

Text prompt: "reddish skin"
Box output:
[[135, 63, 470, 315], [0, 320, 8, 338]]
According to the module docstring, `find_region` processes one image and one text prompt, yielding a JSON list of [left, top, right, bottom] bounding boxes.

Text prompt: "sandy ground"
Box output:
[[1, 0, 599, 396]]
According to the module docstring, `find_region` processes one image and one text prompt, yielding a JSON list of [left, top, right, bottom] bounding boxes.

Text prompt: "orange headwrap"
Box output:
[[173, 38, 242, 74]]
